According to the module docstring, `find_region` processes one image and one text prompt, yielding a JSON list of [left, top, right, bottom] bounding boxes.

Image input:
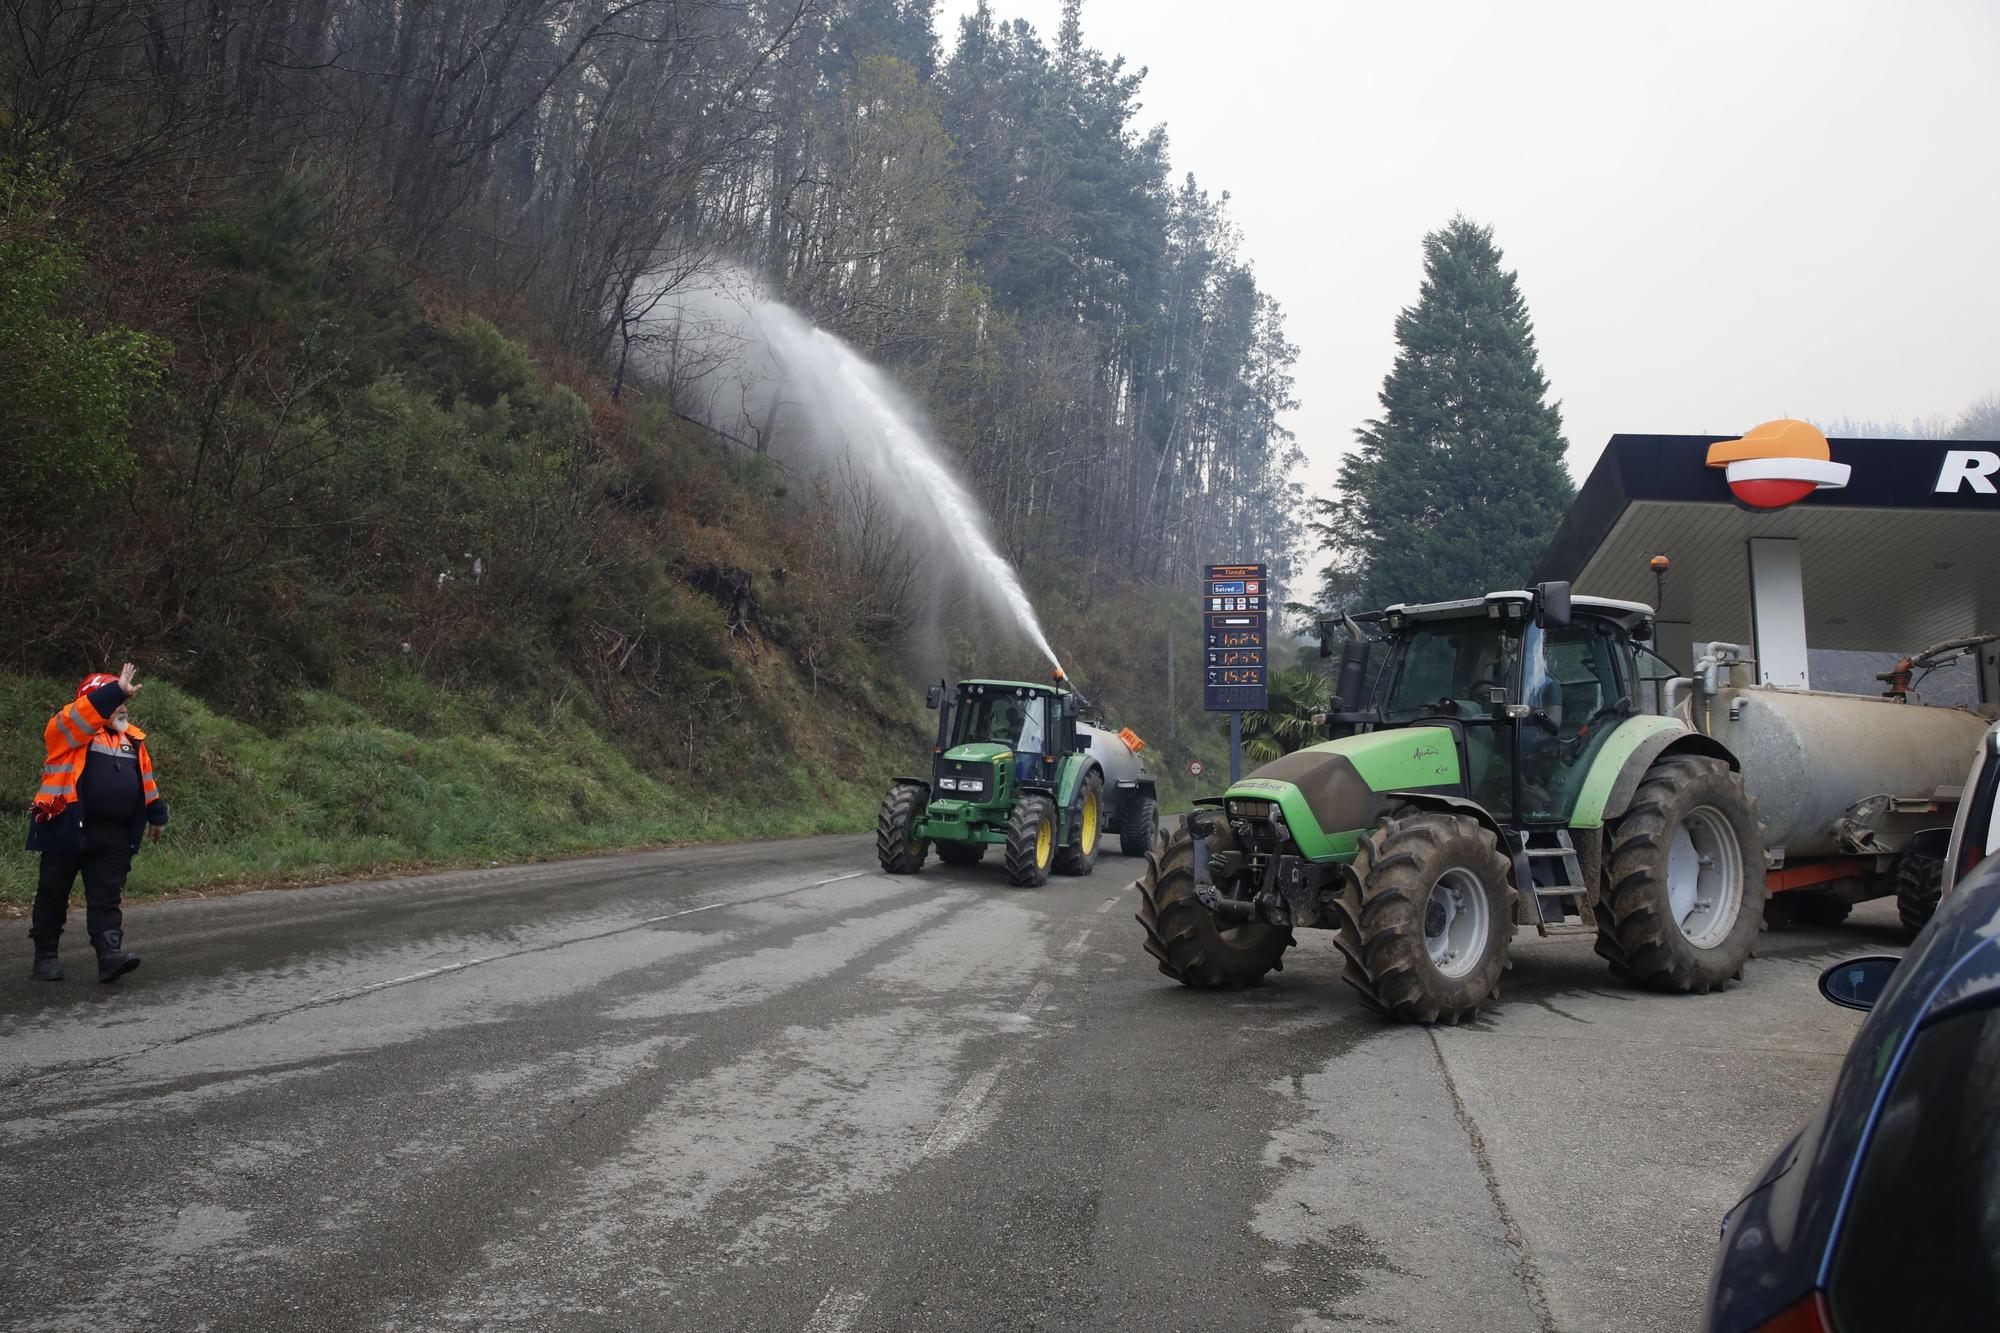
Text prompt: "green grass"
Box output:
[[1, 672, 914, 909]]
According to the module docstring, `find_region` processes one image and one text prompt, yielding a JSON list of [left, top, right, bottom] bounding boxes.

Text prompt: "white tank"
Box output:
[[1704, 686, 1989, 858], [1080, 723, 1149, 790]]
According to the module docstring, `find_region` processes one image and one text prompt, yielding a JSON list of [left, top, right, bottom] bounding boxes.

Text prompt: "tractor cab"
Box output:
[[928, 678, 1084, 793], [1366, 587, 1659, 827]]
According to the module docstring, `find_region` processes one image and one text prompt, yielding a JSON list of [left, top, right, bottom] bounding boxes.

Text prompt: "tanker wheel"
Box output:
[[1002, 795, 1057, 887], [1595, 756, 1766, 993], [1118, 793, 1159, 857], [1134, 822, 1291, 987], [1330, 809, 1514, 1025], [1054, 769, 1104, 877], [876, 783, 930, 874], [1894, 851, 1945, 939], [935, 840, 987, 867]]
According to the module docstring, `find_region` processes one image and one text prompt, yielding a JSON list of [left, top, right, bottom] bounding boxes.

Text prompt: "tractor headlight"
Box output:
[[957, 780, 985, 798], [938, 778, 959, 791]]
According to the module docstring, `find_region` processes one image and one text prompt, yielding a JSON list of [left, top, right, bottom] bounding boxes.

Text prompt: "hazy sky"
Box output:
[[938, 0, 2000, 505]]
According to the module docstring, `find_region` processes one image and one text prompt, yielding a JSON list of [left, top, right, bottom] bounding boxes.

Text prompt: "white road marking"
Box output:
[[1021, 980, 1054, 1011], [804, 1286, 870, 1333], [1097, 895, 1120, 913], [920, 1061, 1008, 1158]]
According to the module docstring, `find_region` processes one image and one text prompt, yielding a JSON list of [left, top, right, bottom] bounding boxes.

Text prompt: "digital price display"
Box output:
[[1203, 562, 1268, 711]]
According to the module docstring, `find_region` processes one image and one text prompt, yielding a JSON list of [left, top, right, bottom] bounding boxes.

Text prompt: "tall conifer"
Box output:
[[1318, 216, 1574, 608]]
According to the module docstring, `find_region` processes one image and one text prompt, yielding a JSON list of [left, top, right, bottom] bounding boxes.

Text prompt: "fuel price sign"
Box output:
[[1204, 562, 1268, 711]]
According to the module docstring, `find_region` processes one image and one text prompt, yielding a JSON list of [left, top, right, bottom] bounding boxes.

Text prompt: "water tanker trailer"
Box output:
[[1675, 637, 1995, 933], [878, 676, 1158, 887]]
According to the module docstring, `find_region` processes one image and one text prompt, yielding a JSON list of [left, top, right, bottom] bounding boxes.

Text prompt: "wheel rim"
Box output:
[[1423, 867, 1489, 979], [1035, 815, 1051, 867], [1081, 791, 1100, 855], [1667, 805, 1744, 949]]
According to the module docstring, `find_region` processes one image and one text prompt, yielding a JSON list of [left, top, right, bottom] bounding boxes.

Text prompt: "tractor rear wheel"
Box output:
[[1331, 809, 1514, 1024], [1134, 822, 1291, 987], [1894, 850, 1945, 939], [876, 783, 929, 874], [935, 840, 986, 867], [1118, 792, 1159, 857], [1003, 795, 1057, 887], [1054, 769, 1104, 877], [1596, 756, 1766, 993]]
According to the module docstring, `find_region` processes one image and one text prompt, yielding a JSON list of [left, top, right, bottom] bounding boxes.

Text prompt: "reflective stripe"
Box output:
[[54, 712, 89, 747], [90, 740, 126, 754], [42, 762, 68, 776], [36, 783, 65, 797]]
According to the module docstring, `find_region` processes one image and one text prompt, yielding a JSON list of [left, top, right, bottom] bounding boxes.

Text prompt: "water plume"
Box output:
[[622, 266, 1063, 676]]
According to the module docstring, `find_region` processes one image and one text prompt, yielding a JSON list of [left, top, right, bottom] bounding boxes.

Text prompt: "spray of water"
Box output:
[[624, 267, 1064, 675]]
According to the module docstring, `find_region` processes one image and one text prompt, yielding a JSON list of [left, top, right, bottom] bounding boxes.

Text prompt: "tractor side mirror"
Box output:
[[1535, 581, 1572, 628], [1482, 685, 1509, 718], [1317, 618, 1335, 659], [925, 684, 943, 711]]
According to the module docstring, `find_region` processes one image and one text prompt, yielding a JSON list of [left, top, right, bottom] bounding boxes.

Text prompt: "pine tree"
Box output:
[[1318, 216, 1574, 609]]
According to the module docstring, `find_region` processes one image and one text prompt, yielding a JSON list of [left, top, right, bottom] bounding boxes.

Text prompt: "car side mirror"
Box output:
[[1535, 581, 1572, 628], [925, 685, 943, 711], [1819, 955, 1901, 1011]]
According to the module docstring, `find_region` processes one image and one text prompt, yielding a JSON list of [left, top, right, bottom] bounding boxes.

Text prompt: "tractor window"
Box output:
[[1380, 625, 1521, 722], [1519, 624, 1629, 824], [952, 691, 1047, 753]]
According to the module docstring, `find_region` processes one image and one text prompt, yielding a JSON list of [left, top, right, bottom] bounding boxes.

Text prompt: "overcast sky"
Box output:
[[939, 0, 2000, 505]]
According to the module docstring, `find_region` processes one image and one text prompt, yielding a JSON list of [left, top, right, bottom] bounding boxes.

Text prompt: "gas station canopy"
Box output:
[[1533, 433, 2000, 684]]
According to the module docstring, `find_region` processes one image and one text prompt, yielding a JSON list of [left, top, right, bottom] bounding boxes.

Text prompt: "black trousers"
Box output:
[[31, 836, 134, 945]]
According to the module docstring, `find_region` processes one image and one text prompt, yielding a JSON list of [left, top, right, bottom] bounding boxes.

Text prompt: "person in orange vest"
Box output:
[[26, 662, 167, 982]]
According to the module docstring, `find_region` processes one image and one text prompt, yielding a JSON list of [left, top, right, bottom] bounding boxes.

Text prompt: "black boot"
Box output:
[[31, 941, 63, 982], [92, 930, 140, 984]]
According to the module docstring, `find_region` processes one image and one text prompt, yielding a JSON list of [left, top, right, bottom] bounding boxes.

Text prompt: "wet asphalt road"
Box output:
[[0, 836, 1898, 1332]]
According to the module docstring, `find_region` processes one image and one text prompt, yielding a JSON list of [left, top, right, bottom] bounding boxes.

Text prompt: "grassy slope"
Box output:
[[1, 662, 919, 910]]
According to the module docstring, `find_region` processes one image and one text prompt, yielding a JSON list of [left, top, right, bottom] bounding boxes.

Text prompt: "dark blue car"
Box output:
[[1704, 855, 2000, 1331]]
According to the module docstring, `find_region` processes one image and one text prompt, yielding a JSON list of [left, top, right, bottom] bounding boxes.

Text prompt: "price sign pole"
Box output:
[[1202, 562, 1269, 784]]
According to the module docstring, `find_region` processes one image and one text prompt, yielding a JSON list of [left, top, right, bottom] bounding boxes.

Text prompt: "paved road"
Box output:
[[0, 836, 1897, 1332]]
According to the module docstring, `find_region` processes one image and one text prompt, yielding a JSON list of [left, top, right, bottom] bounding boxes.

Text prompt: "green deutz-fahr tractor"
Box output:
[[879, 677, 1159, 887], [1137, 582, 1768, 1024]]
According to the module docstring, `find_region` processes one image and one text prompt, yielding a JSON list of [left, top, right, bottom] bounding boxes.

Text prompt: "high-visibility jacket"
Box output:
[[27, 681, 166, 852]]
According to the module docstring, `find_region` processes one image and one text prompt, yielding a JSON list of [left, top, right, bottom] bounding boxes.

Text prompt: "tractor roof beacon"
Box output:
[[1136, 581, 1765, 1025], [878, 677, 1159, 889]]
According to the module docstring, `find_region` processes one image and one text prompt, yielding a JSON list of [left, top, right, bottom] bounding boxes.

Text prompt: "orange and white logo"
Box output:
[[1705, 419, 1850, 511]]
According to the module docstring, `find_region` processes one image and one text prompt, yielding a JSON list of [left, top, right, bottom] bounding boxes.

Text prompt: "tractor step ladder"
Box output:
[[1521, 830, 1586, 924]]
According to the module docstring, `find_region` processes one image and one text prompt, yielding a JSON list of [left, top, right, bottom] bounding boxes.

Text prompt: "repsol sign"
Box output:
[[1937, 449, 2000, 495]]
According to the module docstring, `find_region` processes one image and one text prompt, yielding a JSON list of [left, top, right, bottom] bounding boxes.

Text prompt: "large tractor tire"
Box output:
[[1118, 792, 1159, 857], [935, 840, 987, 867], [1331, 809, 1514, 1025], [876, 783, 930, 874], [1002, 795, 1058, 887], [1134, 822, 1291, 987], [1054, 769, 1104, 877], [1595, 755, 1766, 993], [1894, 850, 1945, 939]]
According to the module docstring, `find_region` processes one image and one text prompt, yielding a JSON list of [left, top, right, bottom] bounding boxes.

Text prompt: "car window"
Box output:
[[1828, 1005, 2000, 1327]]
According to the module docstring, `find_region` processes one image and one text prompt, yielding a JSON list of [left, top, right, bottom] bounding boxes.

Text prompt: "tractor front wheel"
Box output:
[[876, 783, 930, 874], [1333, 809, 1514, 1024], [1596, 756, 1766, 993], [1118, 792, 1159, 857], [1054, 769, 1104, 877], [1894, 850, 1945, 939], [1134, 822, 1291, 987], [935, 840, 987, 867], [1003, 795, 1057, 887]]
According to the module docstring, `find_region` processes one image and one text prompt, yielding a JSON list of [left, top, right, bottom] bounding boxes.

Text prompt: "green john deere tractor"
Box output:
[[878, 677, 1159, 887], [1137, 582, 1768, 1024]]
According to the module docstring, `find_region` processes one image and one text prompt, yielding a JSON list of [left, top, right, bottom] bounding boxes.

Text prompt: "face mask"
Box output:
[[110, 717, 129, 734]]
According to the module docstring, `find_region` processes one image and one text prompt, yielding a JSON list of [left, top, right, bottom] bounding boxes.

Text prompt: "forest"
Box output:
[[0, 0, 1304, 894]]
